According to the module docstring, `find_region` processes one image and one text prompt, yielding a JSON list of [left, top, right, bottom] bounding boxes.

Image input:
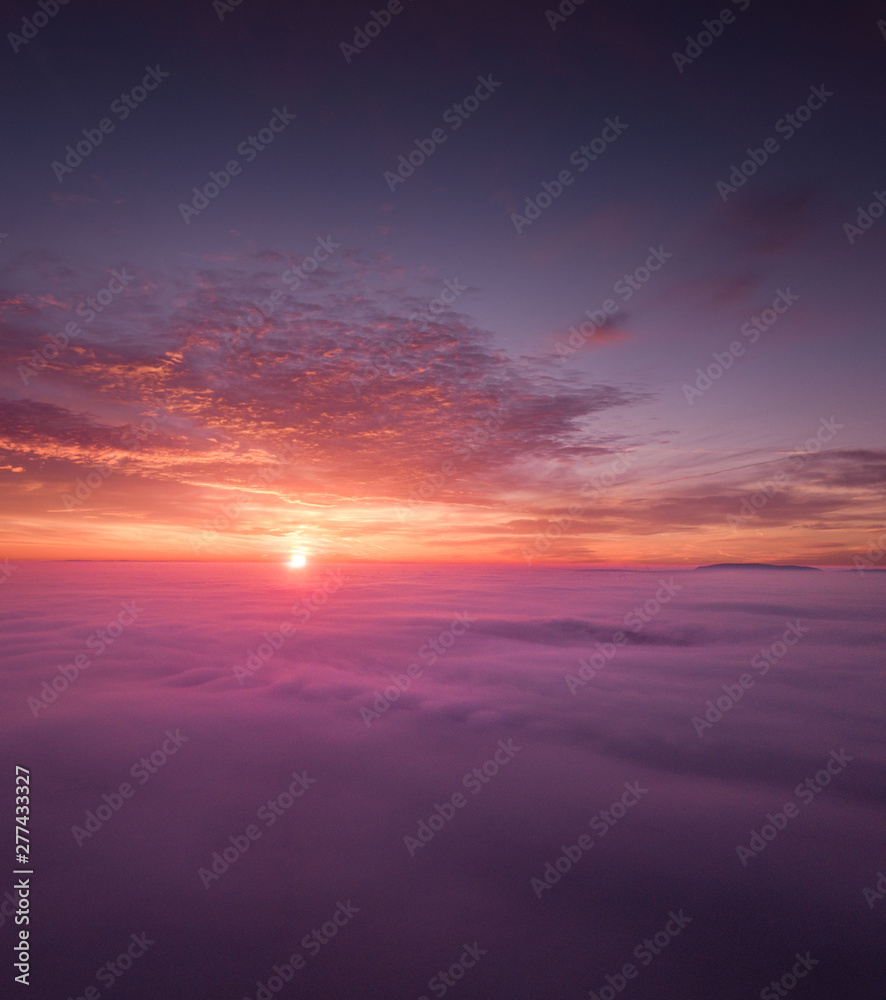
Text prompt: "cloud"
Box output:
[[0, 249, 876, 563], [1, 564, 883, 998], [1, 250, 649, 518]]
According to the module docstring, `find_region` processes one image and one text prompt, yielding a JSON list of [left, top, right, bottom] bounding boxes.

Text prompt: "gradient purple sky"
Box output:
[[1, 0, 884, 562]]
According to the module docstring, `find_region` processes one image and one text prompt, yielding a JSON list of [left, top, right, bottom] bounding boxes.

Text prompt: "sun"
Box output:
[[288, 551, 307, 568]]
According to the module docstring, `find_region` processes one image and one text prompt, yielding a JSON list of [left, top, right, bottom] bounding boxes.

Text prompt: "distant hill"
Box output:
[[695, 563, 821, 571]]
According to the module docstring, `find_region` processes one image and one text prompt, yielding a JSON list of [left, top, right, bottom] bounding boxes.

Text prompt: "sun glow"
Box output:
[[288, 551, 307, 568]]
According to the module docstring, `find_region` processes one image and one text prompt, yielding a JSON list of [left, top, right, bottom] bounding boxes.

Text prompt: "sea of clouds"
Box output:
[[1, 562, 884, 999]]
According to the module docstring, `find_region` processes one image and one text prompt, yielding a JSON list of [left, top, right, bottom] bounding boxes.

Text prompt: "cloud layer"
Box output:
[[2, 563, 884, 998]]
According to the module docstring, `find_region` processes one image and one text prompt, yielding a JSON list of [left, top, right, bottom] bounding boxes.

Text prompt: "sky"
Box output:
[[1, 0, 884, 563]]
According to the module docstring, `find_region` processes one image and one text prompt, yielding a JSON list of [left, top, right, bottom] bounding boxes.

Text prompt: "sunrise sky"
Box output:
[[1, 0, 884, 563]]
